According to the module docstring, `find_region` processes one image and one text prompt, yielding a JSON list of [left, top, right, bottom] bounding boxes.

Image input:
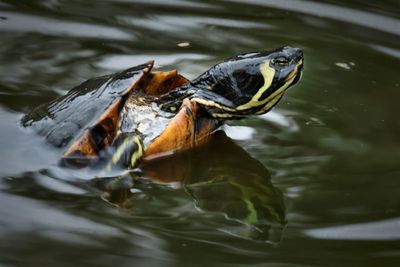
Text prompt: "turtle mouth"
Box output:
[[285, 58, 303, 87], [290, 70, 302, 86]]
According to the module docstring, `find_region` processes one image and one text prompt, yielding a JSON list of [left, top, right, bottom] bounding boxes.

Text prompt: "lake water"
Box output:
[[0, 0, 399, 266]]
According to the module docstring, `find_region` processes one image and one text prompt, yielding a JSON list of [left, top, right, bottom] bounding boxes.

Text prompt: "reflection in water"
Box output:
[[91, 131, 286, 242]]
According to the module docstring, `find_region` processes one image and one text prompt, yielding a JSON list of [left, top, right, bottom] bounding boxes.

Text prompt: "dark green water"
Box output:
[[1, 1, 399, 266]]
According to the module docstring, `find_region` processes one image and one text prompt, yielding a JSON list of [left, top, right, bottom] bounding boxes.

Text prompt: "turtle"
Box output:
[[21, 46, 304, 169]]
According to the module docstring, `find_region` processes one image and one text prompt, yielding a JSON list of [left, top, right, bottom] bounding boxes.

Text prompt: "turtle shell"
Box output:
[[22, 61, 218, 167], [22, 62, 154, 149]]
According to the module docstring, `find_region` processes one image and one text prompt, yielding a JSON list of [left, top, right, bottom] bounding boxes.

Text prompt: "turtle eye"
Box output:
[[272, 57, 290, 66]]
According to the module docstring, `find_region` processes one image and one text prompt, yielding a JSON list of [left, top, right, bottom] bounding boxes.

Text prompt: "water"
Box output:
[[1, 0, 399, 266]]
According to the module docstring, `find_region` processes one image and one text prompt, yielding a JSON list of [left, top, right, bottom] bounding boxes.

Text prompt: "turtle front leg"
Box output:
[[107, 132, 144, 169]]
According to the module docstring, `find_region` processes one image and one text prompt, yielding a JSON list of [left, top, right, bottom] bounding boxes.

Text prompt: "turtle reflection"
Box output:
[[92, 131, 286, 242]]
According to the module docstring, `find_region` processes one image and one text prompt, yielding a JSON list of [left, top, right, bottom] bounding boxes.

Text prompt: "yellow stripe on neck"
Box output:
[[237, 61, 300, 112], [191, 97, 236, 112], [236, 60, 275, 111], [256, 92, 283, 114]]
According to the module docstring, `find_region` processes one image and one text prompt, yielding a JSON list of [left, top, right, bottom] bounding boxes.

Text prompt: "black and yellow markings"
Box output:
[[236, 60, 276, 111], [111, 134, 143, 168], [191, 97, 236, 112], [189, 59, 301, 118]]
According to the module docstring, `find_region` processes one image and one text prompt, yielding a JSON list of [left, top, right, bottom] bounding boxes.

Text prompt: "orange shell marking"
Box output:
[[144, 98, 220, 160]]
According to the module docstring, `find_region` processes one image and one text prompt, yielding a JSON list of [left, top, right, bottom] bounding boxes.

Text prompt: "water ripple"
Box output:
[[305, 218, 400, 240], [229, 0, 400, 36], [96, 53, 211, 70], [0, 11, 133, 40]]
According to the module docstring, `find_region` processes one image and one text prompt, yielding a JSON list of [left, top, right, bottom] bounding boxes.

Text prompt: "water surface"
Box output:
[[1, 0, 400, 266]]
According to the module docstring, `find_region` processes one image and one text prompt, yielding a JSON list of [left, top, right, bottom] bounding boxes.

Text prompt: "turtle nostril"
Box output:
[[282, 46, 303, 60], [289, 48, 303, 61], [296, 48, 303, 60]]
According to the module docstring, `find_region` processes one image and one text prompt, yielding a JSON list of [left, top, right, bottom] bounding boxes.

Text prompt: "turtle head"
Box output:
[[189, 46, 304, 118]]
